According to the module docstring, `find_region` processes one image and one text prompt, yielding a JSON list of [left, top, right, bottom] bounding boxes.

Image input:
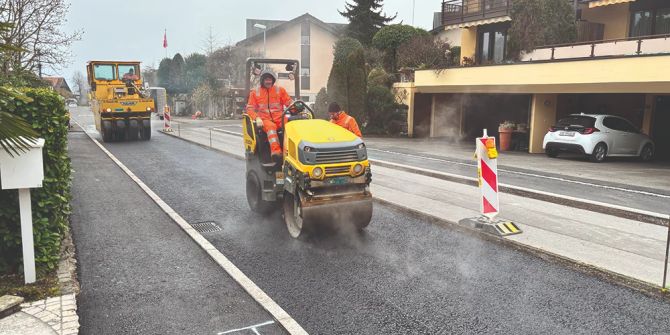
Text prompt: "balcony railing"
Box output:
[[520, 34, 670, 62], [442, 0, 511, 27]]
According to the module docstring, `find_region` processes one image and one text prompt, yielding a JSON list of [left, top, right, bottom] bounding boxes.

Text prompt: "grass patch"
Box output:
[[0, 272, 60, 302]]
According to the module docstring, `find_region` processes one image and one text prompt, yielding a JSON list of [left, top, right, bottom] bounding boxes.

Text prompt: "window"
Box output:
[[118, 64, 139, 80], [94, 64, 116, 80], [477, 24, 508, 64], [603, 117, 637, 132], [556, 116, 596, 129], [300, 20, 310, 90], [630, 6, 670, 37]]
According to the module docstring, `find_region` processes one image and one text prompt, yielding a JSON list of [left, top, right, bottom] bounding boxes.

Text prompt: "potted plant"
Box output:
[[498, 121, 516, 151]]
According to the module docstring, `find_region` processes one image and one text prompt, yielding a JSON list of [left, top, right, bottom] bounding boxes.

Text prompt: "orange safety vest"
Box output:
[[246, 85, 292, 124], [331, 111, 362, 138]]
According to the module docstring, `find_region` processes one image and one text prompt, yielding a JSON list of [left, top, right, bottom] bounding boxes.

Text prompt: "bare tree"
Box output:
[[71, 70, 87, 104], [202, 26, 219, 55], [0, 0, 82, 75]]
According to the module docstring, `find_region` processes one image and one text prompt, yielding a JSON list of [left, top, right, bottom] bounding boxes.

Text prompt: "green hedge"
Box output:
[[0, 88, 71, 275]]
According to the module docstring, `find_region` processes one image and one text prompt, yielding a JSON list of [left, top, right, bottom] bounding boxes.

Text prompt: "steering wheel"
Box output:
[[284, 100, 314, 121]]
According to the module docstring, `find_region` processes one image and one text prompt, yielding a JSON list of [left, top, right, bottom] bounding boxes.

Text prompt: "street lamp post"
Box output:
[[253, 23, 267, 57]]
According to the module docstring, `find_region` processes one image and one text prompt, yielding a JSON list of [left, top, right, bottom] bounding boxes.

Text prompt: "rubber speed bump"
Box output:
[[493, 221, 522, 236]]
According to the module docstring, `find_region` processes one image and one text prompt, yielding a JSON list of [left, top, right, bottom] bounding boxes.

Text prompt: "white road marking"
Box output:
[[74, 121, 309, 335], [218, 320, 276, 334], [367, 148, 670, 199]]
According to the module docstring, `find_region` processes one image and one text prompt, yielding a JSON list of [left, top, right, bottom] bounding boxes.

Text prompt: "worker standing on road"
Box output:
[[246, 69, 293, 162], [328, 102, 362, 138]]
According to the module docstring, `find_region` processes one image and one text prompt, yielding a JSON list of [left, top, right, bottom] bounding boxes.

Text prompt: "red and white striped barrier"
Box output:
[[163, 106, 172, 132], [476, 129, 499, 220]]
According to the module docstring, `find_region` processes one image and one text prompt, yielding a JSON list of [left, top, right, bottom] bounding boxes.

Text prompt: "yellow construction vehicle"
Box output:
[[86, 61, 154, 142], [242, 58, 372, 238]]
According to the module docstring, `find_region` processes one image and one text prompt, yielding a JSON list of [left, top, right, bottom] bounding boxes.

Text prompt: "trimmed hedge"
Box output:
[[0, 88, 71, 275]]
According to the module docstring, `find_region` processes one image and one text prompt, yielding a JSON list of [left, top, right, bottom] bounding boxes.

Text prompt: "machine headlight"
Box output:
[[312, 167, 323, 178], [146, 107, 152, 111], [304, 146, 313, 152], [357, 143, 365, 149], [353, 164, 364, 175], [106, 108, 112, 112]]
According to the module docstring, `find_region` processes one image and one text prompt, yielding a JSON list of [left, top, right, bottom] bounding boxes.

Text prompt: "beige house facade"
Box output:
[[237, 14, 345, 103]]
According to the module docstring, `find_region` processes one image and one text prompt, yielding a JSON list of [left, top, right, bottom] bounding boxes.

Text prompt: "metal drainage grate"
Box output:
[[190, 221, 222, 233]]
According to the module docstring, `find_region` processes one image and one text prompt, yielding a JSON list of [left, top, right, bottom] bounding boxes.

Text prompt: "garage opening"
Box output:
[[557, 94, 646, 129], [413, 93, 432, 138], [652, 96, 670, 160]]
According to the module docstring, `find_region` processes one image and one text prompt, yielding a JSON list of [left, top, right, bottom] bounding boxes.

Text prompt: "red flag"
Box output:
[[163, 30, 168, 48]]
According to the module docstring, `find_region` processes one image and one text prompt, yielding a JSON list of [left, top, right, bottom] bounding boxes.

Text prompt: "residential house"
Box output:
[[237, 13, 346, 103], [43, 76, 73, 99], [398, 0, 670, 158]]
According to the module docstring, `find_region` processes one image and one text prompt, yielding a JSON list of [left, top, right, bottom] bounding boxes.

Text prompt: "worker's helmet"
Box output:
[[259, 69, 277, 86]]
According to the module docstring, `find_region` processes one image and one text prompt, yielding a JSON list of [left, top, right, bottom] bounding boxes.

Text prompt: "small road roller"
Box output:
[[242, 58, 372, 238]]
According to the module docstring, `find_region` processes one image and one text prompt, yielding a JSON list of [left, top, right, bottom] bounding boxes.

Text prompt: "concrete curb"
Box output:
[[167, 129, 670, 299]]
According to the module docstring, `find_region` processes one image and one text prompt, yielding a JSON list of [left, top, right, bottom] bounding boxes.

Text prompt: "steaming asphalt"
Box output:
[[85, 122, 670, 334]]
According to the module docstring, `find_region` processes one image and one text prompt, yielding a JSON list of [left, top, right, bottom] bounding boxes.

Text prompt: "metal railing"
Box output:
[[521, 34, 670, 62], [442, 0, 511, 26]]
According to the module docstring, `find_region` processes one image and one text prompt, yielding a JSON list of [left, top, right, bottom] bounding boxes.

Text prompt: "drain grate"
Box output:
[[190, 221, 222, 233]]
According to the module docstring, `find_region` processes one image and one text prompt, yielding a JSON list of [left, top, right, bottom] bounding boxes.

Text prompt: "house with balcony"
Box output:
[[399, 0, 670, 158]]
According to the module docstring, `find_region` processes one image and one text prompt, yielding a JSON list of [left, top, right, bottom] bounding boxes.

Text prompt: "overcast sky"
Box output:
[[59, 0, 438, 81]]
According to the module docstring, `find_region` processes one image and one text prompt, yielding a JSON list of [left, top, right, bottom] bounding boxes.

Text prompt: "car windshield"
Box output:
[[555, 116, 596, 129], [93, 64, 116, 80]]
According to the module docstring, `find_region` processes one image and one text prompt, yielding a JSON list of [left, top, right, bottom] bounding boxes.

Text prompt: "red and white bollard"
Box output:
[[476, 129, 500, 220], [163, 106, 172, 132], [459, 129, 521, 236]]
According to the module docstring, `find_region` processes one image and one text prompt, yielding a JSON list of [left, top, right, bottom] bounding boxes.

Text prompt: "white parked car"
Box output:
[[543, 114, 654, 163]]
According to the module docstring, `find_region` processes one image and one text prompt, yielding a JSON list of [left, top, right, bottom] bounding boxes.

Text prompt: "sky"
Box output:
[[59, 0, 438, 82]]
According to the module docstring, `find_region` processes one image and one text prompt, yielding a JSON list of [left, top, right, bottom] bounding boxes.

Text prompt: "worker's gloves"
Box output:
[[255, 117, 263, 128]]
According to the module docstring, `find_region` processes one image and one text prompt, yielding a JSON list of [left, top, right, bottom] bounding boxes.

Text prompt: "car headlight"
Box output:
[[312, 167, 323, 178], [353, 164, 363, 175]]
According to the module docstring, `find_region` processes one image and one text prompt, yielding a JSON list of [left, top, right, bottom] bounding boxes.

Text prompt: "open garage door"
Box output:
[[652, 96, 670, 160]]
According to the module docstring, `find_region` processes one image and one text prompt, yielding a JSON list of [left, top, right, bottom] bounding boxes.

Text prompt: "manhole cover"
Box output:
[[190, 221, 222, 233]]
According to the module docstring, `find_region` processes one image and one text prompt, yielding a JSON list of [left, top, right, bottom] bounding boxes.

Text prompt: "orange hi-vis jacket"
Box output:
[[246, 85, 293, 124], [331, 111, 362, 138]]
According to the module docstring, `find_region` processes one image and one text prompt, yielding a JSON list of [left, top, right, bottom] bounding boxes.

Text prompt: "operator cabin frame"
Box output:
[[397, 0, 670, 157]]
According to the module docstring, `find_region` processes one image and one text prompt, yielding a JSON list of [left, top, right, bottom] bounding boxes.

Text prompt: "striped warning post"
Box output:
[[476, 132, 499, 220], [163, 106, 172, 132]]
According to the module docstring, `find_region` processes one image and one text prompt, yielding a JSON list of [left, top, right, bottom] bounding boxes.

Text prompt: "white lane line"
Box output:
[[367, 148, 670, 199], [218, 320, 276, 334], [75, 121, 308, 335]]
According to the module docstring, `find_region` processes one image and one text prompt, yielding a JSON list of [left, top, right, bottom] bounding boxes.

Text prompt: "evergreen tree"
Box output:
[[327, 38, 367, 123], [339, 0, 396, 46]]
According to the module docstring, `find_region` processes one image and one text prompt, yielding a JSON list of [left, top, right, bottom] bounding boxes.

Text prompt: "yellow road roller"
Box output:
[[86, 60, 154, 142], [242, 58, 372, 238]]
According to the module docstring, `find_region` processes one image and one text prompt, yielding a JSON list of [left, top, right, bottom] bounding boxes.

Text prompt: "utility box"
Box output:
[[0, 138, 45, 190]]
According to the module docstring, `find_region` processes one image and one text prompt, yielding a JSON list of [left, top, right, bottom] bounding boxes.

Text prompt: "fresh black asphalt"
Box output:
[[69, 132, 285, 335], [93, 128, 670, 335]]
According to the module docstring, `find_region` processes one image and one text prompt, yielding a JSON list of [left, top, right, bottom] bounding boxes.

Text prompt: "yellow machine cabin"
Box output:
[[86, 61, 154, 142]]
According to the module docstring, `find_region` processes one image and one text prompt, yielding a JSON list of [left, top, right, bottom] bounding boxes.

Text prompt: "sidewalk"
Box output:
[[67, 131, 286, 334], [165, 127, 670, 291]]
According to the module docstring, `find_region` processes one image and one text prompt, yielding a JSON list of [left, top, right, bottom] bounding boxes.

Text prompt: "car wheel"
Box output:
[[640, 144, 654, 162], [545, 148, 558, 158], [590, 143, 607, 163]]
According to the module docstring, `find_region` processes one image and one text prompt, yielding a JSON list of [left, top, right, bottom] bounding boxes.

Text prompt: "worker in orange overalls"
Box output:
[[328, 102, 362, 138], [246, 69, 293, 162]]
